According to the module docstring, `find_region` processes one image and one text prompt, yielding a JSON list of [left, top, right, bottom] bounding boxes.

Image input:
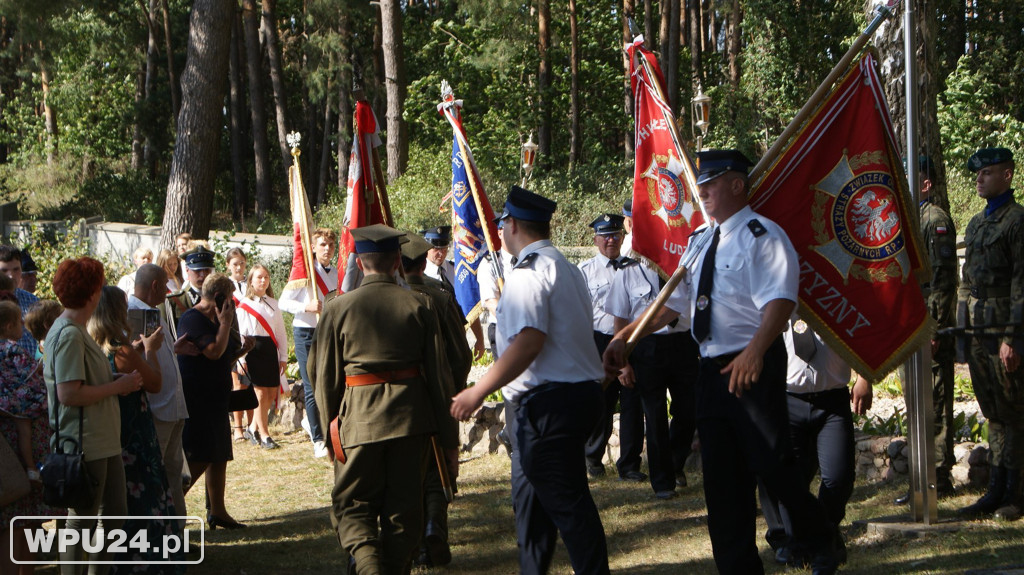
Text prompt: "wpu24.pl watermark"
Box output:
[[10, 516, 204, 566]]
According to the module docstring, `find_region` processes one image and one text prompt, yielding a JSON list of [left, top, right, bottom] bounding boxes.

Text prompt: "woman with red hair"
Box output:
[[43, 257, 143, 570]]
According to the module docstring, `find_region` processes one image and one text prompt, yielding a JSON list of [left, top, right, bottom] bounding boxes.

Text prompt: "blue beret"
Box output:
[[590, 214, 625, 235], [968, 147, 1014, 172], [696, 149, 754, 185], [494, 185, 557, 223]]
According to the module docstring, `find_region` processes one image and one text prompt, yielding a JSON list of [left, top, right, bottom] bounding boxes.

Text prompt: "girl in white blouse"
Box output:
[[235, 264, 288, 449]]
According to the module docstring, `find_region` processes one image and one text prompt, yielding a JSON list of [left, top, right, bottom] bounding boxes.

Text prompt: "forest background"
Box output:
[[0, 0, 1020, 250]]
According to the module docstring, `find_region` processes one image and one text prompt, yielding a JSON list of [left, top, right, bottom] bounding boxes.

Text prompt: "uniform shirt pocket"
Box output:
[[715, 255, 746, 296]]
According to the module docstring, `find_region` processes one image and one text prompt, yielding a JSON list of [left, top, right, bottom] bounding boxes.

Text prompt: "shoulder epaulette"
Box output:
[[747, 219, 767, 237], [512, 252, 539, 269], [618, 257, 638, 268], [689, 226, 709, 239]]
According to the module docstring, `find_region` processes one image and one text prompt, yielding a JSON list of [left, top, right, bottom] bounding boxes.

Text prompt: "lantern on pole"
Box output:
[[691, 85, 712, 152], [520, 134, 539, 187]]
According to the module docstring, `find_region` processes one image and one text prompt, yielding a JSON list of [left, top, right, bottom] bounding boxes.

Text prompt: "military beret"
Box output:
[[19, 249, 37, 274], [182, 245, 215, 270], [420, 225, 452, 247], [622, 199, 633, 217], [589, 214, 625, 235], [494, 185, 557, 223], [352, 224, 406, 254], [400, 233, 434, 263], [696, 149, 754, 185], [968, 147, 1014, 172]]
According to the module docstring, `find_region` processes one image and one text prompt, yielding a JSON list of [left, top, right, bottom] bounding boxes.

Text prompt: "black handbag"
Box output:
[[39, 323, 97, 510], [228, 384, 258, 412]]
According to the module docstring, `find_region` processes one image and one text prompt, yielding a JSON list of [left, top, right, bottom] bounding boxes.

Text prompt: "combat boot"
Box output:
[[993, 468, 1023, 521], [958, 465, 1007, 517]]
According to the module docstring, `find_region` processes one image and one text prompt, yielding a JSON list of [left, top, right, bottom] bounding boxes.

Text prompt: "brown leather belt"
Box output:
[[345, 367, 420, 387], [329, 417, 346, 464]]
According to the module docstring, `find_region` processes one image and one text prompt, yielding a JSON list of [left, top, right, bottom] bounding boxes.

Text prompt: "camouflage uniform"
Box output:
[[958, 191, 1024, 471], [920, 199, 958, 484]]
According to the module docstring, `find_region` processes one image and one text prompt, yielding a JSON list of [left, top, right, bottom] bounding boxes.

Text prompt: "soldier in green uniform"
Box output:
[[957, 147, 1024, 521], [897, 156, 959, 504], [401, 233, 471, 566], [312, 224, 459, 574]]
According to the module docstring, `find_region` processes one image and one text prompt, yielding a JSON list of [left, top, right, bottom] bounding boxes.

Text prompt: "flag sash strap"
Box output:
[[748, 50, 932, 380], [236, 301, 280, 351], [314, 267, 330, 298]]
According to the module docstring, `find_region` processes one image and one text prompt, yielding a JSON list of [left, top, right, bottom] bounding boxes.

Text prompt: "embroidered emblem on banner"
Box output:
[[642, 149, 695, 228], [810, 151, 910, 283]]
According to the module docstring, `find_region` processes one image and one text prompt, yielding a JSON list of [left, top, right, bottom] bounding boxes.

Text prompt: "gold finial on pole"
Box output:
[[287, 131, 302, 158]]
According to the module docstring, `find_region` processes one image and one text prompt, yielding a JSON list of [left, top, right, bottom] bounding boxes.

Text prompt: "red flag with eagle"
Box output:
[[749, 50, 932, 380], [626, 35, 705, 277], [337, 100, 386, 291]]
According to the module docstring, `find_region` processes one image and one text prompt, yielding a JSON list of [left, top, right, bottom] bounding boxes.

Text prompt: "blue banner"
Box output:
[[449, 134, 486, 318]]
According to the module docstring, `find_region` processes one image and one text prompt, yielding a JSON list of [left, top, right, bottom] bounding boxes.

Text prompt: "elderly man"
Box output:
[[129, 263, 197, 525], [603, 150, 839, 574]]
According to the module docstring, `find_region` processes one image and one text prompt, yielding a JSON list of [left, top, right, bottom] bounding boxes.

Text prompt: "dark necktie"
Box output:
[[438, 266, 454, 291], [610, 258, 623, 270], [692, 227, 721, 343], [792, 321, 818, 363]]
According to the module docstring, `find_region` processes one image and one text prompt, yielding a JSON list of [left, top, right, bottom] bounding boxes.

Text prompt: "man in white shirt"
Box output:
[[477, 222, 513, 357], [423, 225, 486, 359], [130, 263, 197, 524], [280, 227, 338, 458], [117, 246, 154, 297]]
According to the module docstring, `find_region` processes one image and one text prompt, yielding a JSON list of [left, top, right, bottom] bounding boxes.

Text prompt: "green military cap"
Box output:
[[400, 233, 433, 263], [967, 147, 1014, 172], [351, 224, 406, 254]]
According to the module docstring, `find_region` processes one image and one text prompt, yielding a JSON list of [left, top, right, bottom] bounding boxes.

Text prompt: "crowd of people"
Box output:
[[0, 145, 1019, 575]]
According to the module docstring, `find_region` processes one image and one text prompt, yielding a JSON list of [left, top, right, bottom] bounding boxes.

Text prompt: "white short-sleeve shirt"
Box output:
[[497, 240, 604, 401], [578, 254, 622, 336], [666, 205, 799, 357], [605, 259, 690, 334], [784, 318, 852, 394]]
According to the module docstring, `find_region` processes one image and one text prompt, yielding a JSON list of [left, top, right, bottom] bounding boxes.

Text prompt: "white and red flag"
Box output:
[[338, 100, 387, 291], [626, 35, 705, 277]]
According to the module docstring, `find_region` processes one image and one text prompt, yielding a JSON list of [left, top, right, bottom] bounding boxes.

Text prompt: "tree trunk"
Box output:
[[371, 11, 386, 132], [379, 0, 407, 181], [160, 0, 180, 129], [622, 0, 635, 161], [242, 0, 273, 218], [660, 0, 670, 64], [726, 0, 741, 88], [336, 16, 352, 192], [536, 0, 552, 160], [317, 94, 332, 207], [229, 12, 250, 223], [159, 0, 233, 248], [39, 57, 57, 166], [667, 0, 680, 110], [131, 60, 145, 172], [644, 0, 653, 43], [871, 0, 949, 210], [568, 0, 581, 169], [688, 0, 703, 85], [261, 0, 291, 170], [143, 0, 160, 176]]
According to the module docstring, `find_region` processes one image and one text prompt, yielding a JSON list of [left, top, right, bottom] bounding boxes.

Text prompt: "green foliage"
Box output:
[[8, 223, 130, 302], [953, 410, 987, 443], [855, 405, 907, 437], [953, 373, 976, 400], [72, 167, 166, 225]]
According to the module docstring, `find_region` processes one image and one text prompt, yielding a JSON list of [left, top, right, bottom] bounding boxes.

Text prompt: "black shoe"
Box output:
[[424, 520, 451, 566], [207, 513, 246, 530], [654, 490, 677, 500], [993, 468, 1023, 521], [261, 436, 280, 449], [618, 470, 648, 482], [894, 491, 910, 505], [587, 464, 606, 478], [774, 546, 792, 565], [248, 428, 260, 446], [675, 471, 687, 487]]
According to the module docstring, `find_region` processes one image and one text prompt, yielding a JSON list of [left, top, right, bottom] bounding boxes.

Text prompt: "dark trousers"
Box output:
[[294, 326, 323, 443], [933, 339, 956, 476], [630, 332, 698, 491], [585, 332, 643, 473], [760, 387, 855, 548], [508, 382, 610, 575], [697, 338, 833, 575]]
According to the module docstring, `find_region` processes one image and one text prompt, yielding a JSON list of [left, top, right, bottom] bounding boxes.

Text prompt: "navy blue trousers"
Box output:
[[585, 332, 644, 474], [508, 381, 610, 575], [697, 338, 833, 575], [759, 387, 855, 549]]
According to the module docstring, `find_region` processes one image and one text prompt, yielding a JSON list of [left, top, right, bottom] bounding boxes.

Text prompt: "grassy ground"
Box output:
[[160, 422, 1024, 574]]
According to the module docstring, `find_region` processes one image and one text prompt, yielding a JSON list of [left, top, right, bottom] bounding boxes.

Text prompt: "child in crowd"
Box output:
[[0, 300, 44, 482]]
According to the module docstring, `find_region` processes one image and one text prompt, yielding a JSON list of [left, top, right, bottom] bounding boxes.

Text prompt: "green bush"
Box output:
[[9, 223, 130, 301]]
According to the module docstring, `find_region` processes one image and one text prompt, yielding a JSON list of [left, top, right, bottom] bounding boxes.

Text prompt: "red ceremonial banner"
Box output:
[[626, 35, 704, 277], [338, 101, 386, 291], [750, 51, 932, 380]]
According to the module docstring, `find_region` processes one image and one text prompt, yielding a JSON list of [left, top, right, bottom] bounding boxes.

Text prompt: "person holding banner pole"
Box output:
[[280, 228, 338, 459], [603, 150, 839, 575]]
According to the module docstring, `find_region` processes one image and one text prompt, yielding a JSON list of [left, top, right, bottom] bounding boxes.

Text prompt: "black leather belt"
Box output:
[[703, 352, 739, 368]]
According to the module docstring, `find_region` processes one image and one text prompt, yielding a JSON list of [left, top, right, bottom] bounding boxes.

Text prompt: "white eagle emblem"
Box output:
[[850, 190, 898, 244]]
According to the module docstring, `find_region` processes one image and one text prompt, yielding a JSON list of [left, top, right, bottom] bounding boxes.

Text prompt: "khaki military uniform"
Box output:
[[920, 199, 959, 479], [166, 282, 200, 338], [959, 192, 1024, 470], [406, 274, 470, 564], [311, 273, 457, 575]]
